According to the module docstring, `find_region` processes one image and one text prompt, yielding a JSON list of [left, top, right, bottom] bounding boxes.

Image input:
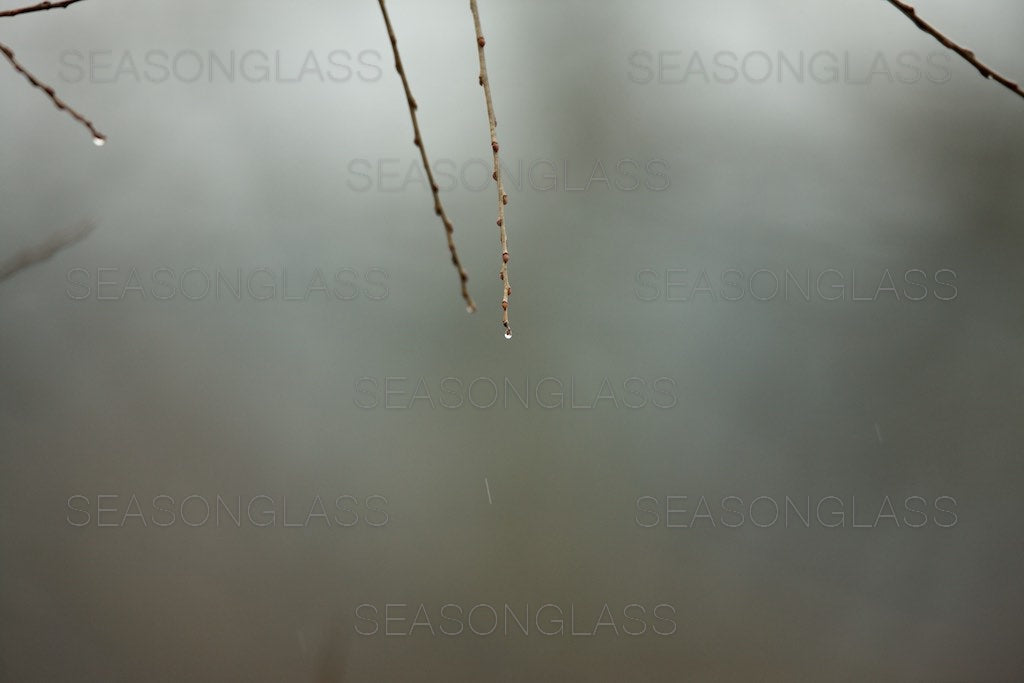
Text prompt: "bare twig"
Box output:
[[377, 0, 475, 313], [0, 0, 87, 19], [883, 0, 1024, 101], [0, 221, 95, 284], [0, 41, 106, 143], [469, 0, 512, 339]]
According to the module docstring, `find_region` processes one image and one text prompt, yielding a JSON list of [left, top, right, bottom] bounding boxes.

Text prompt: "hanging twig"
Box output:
[[469, 0, 512, 339], [0, 0, 88, 19], [883, 0, 1024, 101], [0, 221, 95, 284], [0, 41, 106, 143], [377, 0, 476, 313]]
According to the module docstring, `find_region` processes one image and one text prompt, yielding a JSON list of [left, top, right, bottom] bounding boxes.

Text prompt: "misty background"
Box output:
[[1, 0, 1023, 680]]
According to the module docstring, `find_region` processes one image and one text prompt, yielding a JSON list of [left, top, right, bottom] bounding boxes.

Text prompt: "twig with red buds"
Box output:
[[0, 0, 88, 19], [470, 0, 512, 339], [377, 0, 476, 313], [0, 41, 105, 143], [0, 1, 105, 141], [883, 0, 1024, 101]]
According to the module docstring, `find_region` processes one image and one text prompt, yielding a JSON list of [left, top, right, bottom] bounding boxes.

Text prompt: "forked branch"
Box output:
[[883, 0, 1024, 101], [377, 0, 476, 313], [470, 0, 512, 339]]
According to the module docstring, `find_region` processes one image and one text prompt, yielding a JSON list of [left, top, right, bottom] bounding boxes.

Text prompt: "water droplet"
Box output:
[[504, 329, 512, 340], [92, 136, 105, 147], [466, 305, 474, 313]]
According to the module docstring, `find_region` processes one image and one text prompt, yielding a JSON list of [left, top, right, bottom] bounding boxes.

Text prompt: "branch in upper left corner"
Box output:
[[0, 0, 105, 142], [0, 41, 106, 143], [0, 0, 88, 19]]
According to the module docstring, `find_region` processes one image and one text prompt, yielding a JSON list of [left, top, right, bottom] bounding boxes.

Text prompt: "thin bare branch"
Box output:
[[469, 0, 512, 339], [0, 0, 87, 19], [883, 0, 1024, 101], [0, 41, 106, 143], [377, 0, 476, 313], [0, 221, 95, 284]]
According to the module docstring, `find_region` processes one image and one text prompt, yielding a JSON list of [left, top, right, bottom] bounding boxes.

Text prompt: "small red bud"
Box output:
[[502, 252, 509, 263]]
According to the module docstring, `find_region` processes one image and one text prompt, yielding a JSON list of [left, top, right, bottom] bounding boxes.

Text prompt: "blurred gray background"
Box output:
[[1, 0, 1023, 680]]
